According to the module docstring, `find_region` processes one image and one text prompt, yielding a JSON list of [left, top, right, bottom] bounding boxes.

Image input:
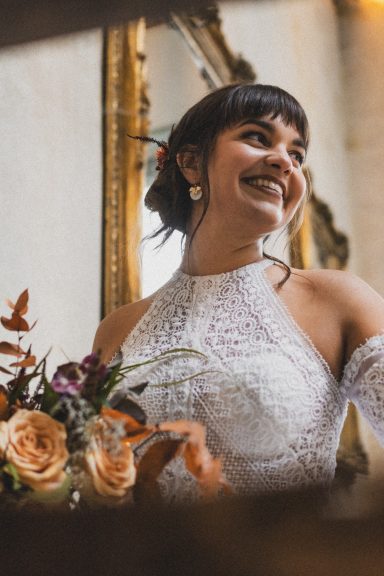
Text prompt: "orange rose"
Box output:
[[6, 409, 68, 491], [85, 419, 136, 498]]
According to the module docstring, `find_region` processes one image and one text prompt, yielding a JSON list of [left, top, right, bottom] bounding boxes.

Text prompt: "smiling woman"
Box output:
[[94, 83, 384, 502]]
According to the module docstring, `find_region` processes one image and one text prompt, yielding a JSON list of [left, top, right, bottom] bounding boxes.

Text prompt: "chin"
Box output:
[[248, 210, 286, 233]]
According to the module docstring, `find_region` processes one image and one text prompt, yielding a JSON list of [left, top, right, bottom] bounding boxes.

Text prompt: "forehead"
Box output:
[[224, 115, 306, 148]]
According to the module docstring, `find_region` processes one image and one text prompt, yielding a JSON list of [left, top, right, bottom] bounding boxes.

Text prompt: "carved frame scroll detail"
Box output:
[[171, 5, 256, 89]]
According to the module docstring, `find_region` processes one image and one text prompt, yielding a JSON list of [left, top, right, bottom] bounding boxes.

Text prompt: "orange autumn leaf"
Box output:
[[6, 289, 29, 316], [159, 419, 202, 438], [1, 313, 29, 332], [0, 366, 13, 375], [160, 420, 232, 498], [0, 341, 25, 357], [101, 406, 155, 442], [134, 438, 184, 500], [9, 355, 36, 368], [0, 390, 8, 420]]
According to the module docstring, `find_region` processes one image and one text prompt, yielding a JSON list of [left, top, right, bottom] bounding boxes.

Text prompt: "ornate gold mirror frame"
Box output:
[[103, 19, 149, 316], [170, 5, 256, 89]]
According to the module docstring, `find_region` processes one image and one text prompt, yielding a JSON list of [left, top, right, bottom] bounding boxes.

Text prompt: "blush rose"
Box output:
[[85, 421, 136, 498], [0, 420, 8, 459], [5, 409, 69, 491]]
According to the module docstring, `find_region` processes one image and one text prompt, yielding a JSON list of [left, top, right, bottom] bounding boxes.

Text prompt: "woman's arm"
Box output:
[[336, 273, 384, 445]]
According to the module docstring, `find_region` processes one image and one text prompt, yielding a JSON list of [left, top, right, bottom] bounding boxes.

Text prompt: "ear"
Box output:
[[176, 147, 201, 185]]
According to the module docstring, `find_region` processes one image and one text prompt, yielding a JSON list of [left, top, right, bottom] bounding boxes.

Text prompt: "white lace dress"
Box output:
[[118, 260, 384, 501]]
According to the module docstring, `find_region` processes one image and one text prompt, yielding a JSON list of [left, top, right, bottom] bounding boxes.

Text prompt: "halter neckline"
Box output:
[[175, 258, 273, 280]]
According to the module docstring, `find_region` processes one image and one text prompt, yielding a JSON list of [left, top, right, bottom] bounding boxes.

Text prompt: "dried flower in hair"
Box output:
[[155, 145, 169, 171], [126, 133, 169, 171]]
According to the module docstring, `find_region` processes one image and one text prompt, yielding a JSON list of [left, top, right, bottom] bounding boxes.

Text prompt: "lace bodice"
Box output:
[[119, 260, 384, 501]]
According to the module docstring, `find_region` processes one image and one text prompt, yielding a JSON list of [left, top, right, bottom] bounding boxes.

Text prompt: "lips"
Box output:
[[242, 177, 285, 199]]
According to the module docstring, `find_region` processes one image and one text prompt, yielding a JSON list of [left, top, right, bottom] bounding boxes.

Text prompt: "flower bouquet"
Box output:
[[0, 290, 229, 508]]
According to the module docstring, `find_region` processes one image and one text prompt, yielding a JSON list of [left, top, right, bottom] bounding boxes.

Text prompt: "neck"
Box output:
[[180, 220, 265, 276]]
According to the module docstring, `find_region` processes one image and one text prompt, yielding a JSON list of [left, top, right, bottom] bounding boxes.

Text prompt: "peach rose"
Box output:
[[0, 420, 8, 458], [85, 420, 136, 498], [6, 409, 68, 491]]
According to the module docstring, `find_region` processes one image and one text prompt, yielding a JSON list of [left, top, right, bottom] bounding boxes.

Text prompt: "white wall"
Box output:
[[0, 30, 103, 376]]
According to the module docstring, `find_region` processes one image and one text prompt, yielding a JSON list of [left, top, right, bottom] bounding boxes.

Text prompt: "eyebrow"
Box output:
[[238, 118, 306, 150]]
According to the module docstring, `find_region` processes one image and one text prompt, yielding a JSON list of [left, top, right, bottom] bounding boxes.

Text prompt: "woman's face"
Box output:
[[204, 115, 307, 237]]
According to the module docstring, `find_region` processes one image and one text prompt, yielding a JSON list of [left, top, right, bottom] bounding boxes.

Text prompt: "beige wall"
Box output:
[[338, 2, 384, 296], [0, 30, 103, 375], [337, 2, 384, 490]]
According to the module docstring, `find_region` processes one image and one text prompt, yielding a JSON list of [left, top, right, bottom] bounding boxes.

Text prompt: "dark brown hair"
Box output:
[[145, 83, 310, 283]]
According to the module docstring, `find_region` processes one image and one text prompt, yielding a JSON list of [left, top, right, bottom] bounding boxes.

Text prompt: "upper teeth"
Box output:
[[246, 178, 283, 197]]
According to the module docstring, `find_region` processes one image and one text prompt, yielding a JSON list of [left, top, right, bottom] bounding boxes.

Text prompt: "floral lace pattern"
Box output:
[[340, 334, 384, 444], [119, 261, 384, 501]]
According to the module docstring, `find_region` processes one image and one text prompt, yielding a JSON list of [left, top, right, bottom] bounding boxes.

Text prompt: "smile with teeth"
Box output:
[[243, 178, 284, 199]]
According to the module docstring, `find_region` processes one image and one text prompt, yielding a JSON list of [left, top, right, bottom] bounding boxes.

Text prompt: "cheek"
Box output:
[[290, 174, 307, 204], [207, 162, 237, 193], [286, 184, 307, 222]]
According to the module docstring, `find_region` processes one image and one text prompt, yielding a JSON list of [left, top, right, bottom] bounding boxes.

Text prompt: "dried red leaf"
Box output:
[[0, 390, 9, 420], [160, 420, 231, 498], [0, 366, 13, 375], [1, 313, 29, 332], [101, 406, 155, 442], [0, 341, 25, 357], [12, 289, 29, 315], [135, 438, 184, 499], [5, 301, 28, 316], [159, 419, 201, 438], [9, 355, 36, 368]]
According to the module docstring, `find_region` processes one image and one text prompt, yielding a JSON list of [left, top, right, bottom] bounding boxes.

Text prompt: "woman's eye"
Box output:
[[242, 131, 268, 145], [290, 151, 305, 166]]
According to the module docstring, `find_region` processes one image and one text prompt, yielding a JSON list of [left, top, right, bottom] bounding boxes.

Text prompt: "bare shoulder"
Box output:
[[291, 268, 384, 356], [93, 295, 154, 363], [293, 267, 383, 308]]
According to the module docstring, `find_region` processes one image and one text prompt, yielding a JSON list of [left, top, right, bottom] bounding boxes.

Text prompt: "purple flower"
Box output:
[[51, 362, 86, 396], [81, 353, 107, 380]]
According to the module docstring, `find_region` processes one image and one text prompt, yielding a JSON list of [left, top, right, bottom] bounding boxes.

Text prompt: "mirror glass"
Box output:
[[141, 25, 210, 297]]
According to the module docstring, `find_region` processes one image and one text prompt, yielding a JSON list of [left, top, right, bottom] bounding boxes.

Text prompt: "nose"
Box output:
[[264, 149, 293, 175]]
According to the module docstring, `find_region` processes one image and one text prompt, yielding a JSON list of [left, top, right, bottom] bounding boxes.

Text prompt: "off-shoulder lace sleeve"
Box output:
[[340, 334, 384, 445]]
